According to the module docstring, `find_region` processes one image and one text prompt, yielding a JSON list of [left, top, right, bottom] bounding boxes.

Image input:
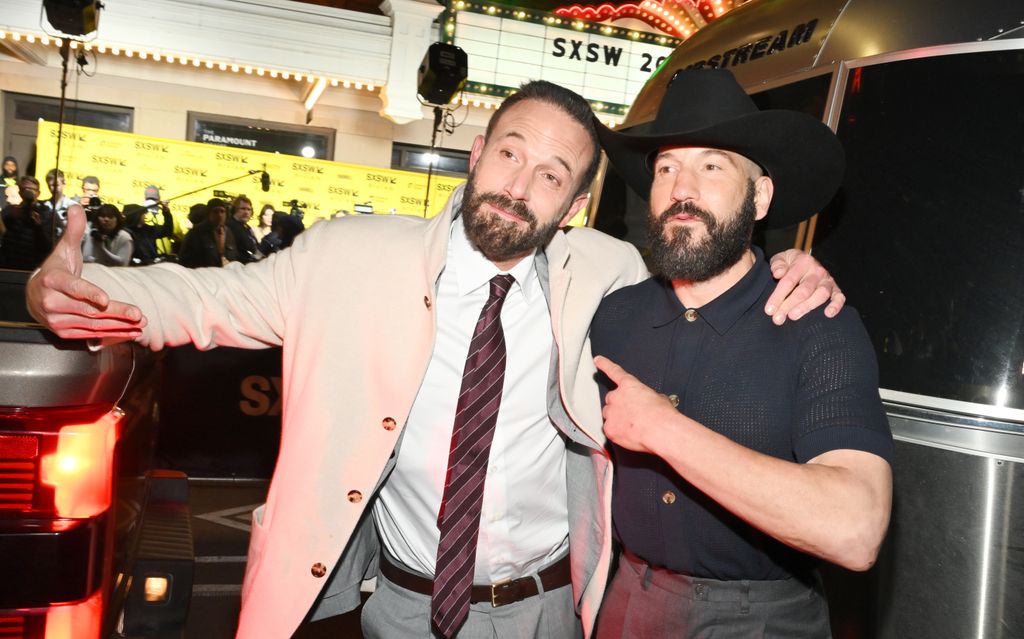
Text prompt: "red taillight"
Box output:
[[39, 412, 120, 519], [0, 405, 121, 518], [0, 590, 104, 639], [43, 590, 103, 639]]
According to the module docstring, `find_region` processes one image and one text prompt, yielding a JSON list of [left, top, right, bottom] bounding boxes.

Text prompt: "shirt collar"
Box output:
[[450, 214, 539, 302], [649, 246, 772, 335]]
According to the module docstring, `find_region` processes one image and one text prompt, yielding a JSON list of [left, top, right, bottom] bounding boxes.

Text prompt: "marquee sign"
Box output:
[[444, 1, 680, 116]]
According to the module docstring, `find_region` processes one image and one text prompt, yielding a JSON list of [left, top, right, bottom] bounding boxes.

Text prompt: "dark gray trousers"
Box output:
[[596, 550, 832, 639]]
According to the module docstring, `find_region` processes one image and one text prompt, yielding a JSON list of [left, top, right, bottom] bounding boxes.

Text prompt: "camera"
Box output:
[[283, 199, 307, 218], [83, 195, 103, 215]]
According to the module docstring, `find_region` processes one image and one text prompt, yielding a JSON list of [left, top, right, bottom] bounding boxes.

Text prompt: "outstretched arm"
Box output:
[[27, 204, 146, 339], [765, 249, 845, 324], [595, 355, 892, 572]]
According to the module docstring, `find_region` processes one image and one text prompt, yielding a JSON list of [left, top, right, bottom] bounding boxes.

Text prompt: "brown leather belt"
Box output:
[[379, 554, 572, 607]]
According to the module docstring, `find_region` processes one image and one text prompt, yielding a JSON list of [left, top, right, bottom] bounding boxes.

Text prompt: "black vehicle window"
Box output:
[[811, 49, 1024, 409]]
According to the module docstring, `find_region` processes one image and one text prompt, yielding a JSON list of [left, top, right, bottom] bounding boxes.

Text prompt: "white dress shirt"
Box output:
[[373, 215, 569, 582]]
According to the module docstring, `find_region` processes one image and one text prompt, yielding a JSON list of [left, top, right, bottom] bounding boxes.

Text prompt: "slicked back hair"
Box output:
[[485, 80, 600, 198]]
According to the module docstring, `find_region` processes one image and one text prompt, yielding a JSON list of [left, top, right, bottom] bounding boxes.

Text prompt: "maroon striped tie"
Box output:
[[431, 273, 515, 638]]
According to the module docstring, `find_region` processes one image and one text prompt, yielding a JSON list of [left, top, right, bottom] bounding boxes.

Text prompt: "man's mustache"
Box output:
[[657, 201, 714, 227], [476, 192, 537, 224]]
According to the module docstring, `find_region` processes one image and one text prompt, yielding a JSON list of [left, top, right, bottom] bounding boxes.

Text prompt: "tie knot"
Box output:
[[489, 273, 515, 301]]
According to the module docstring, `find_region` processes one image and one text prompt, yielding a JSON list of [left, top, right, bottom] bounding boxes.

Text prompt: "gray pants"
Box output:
[[361, 563, 583, 639], [596, 550, 832, 639]]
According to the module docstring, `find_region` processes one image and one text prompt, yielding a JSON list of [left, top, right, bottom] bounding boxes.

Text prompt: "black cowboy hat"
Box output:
[[598, 69, 845, 228]]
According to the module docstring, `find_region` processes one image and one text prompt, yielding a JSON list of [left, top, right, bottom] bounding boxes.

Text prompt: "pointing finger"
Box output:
[[594, 355, 632, 385]]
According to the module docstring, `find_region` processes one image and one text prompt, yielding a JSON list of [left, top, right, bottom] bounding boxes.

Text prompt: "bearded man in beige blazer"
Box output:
[[27, 81, 843, 639]]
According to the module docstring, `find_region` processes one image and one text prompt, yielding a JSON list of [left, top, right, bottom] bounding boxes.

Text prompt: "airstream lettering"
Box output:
[[685, 18, 819, 70]]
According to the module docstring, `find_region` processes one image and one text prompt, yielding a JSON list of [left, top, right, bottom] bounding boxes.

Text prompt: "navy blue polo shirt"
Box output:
[[591, 248, 893, 581]]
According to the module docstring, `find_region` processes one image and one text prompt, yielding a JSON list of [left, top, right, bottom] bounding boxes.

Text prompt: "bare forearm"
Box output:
[[647, 411, 891, 570]]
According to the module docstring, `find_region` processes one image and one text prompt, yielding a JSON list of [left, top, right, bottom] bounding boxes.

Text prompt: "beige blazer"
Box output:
[[84, 185, 648, 638]]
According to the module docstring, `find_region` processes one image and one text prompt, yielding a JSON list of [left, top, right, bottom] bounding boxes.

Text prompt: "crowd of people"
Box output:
[[0, 162, 303, 271]]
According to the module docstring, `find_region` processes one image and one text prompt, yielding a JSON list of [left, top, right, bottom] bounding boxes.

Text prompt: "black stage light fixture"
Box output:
[[42, 0, 102, 36], [417, 42, 468, 106]]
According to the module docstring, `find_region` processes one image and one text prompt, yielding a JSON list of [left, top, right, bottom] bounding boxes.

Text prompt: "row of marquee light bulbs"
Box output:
[[0, 27, 626, 127]]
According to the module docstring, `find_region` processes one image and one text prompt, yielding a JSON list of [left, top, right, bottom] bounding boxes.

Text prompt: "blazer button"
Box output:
[[667, 394, 680, 407], [662, 490, 677, 505], [424, 295, 432, 309], [684, 309, 699, 322], [382, 417, 396, 431], [311, 562, 327, 578], [347, 490, 363, 503]]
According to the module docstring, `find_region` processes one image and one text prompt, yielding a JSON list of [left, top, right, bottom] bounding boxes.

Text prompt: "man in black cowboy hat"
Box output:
[[589, 69, 894, 637]]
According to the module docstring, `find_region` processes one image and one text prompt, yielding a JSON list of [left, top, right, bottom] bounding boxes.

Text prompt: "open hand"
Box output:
[[26, 204, 146, 339], [765, 249, 845, 324]]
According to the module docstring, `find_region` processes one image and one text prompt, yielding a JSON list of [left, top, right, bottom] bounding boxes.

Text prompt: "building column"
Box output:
[[379, 0, 443, 124]]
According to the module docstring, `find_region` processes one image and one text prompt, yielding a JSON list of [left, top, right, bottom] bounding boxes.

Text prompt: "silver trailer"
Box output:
[[594, 1, 1024, 636]]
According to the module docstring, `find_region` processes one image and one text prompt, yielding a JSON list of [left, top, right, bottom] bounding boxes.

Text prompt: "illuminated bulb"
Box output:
[[205, 60, 213, 68], [230, 64, 239, 72], [367, 83, 375, 91], [166, 54, 174, 62], [144, 577, 169, 603], [112, 46, 121, 55], [342, 80, 350, 88], [41, 35, 49, 45], [244, 66, 252, 74], [125, 49, 134, 58], [97, 44, 106, 53], [218, 62, 227, 70], [329, 78, 337, 86], [0, 32, 6, 39], [354, 82, 363, 90], [257, 68, 266, 76], [70, 41, 78, 49], [269, 70, 278, 77], [26, 34, 36, 43], [282, 71, 290, 79], [179, 56, 188, 65], [12, 33, 22, 41], [192, 58, 200, 66]]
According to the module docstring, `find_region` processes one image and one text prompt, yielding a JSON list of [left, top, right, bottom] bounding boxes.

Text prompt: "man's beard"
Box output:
[[460, 173, 564, 263], [647, 180, 757, 282]]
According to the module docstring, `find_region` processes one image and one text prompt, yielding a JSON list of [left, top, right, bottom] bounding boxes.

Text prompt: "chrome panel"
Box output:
[[0, 329, 134, 408]]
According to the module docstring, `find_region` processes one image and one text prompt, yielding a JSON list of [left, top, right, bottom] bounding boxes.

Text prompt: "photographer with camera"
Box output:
[[76, 176, 102, 216], [82, 203, 133, 267], [0, 175, 53, 270]]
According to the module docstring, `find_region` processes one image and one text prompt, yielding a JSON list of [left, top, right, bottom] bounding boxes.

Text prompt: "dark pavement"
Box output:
[[186, 479, 365, 638]]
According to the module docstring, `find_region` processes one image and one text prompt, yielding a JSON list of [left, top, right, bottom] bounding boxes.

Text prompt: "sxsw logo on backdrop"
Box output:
[[49, 129, 86, 142], [175, 165, 208, 177], [328, 187, 360, 197], [292, 162, 323, 174], [216, 152, 249, 164], [92, 155, 127, 167], [366, 173, 397, 185], [135, 141, 169, 153]]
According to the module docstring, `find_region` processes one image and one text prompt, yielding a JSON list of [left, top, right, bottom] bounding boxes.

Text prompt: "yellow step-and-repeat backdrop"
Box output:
[[34, 121, 468, 226]]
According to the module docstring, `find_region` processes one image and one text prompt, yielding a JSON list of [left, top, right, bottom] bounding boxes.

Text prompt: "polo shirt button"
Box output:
[[684, 309, 698, 322], [667, 394, 680, 407], [311, 562, 327, 578], [662, 490, 676, 505], [424, 295, 432, 309], [347, 490, 363, 503]]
